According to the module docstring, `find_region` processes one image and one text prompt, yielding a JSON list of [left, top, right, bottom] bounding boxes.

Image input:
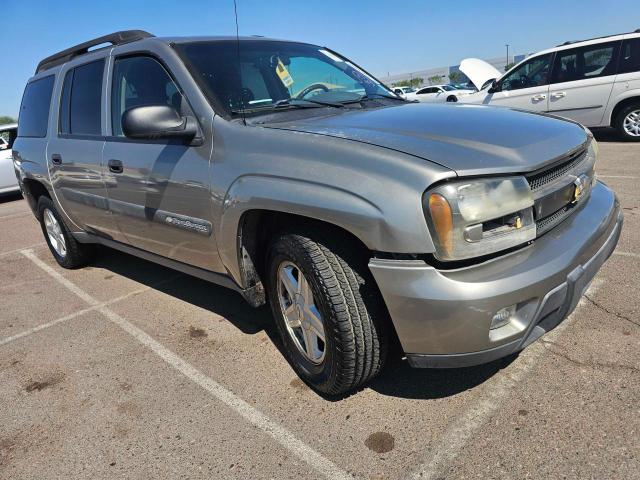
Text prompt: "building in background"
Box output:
[[383, 53, 528, 87]]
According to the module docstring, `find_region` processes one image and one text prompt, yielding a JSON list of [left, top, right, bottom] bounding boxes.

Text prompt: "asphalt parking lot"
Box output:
[[0, 130, 638, 480]]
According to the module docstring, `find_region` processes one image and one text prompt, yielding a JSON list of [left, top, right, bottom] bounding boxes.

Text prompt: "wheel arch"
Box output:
[[609, 94, 640, 127], [219, 175, 392, 291]]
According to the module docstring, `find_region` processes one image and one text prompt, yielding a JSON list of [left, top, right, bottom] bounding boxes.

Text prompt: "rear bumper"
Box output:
[[369, 181, 622, 368]]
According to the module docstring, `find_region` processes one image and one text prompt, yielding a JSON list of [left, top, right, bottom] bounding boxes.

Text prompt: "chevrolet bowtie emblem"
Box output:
[[572, 177, 584, 203]]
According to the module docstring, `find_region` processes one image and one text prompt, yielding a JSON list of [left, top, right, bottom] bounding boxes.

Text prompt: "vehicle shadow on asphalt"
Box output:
[[592, 128, 628, 143], [0, 192, 23, 204], [90, 246, 517, 401]]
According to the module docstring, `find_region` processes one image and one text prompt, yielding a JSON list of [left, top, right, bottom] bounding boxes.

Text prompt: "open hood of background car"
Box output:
[[459, 58, 502, 91], [264, 103, 588, 177]]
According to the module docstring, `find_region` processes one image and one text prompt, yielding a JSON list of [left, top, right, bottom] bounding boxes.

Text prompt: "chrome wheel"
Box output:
[[43, 208, 66, 257], [277, 261, 326, 364], [623, 109, 640, 137]]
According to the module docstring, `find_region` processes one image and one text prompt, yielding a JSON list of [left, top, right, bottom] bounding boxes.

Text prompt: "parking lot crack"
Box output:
[[583, 294, 640, 328], [540, 340, 640, 373]]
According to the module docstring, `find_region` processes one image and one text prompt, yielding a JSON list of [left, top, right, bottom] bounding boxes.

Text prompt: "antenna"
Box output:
[[233, 0, 246, 124]]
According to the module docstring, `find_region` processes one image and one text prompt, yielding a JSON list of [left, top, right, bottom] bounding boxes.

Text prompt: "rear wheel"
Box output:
[[614, 104, 640, 141], [37, 196, 94, 268], [266, 228, 387, 395]]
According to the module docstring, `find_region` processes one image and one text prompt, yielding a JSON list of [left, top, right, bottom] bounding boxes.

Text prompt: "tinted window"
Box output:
[[619, 37, 640, 74], [111, 56, 181, 137], [551, 41, 619, 83], [501, 54, 552, 91], [18, 76, 55, 138], [61, 60, 104, 135]]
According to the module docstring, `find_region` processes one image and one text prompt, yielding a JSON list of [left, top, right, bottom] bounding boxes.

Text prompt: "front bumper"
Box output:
[[369, 181, 622, 368]]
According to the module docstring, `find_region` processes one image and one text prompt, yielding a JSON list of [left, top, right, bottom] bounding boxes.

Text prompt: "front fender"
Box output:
[[218, 174, 434, 283]]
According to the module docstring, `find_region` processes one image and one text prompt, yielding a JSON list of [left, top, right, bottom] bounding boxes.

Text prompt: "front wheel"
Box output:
[[446, 95, 458, 103], [614, 104, 640, 141], [266, 229, 387, 395]]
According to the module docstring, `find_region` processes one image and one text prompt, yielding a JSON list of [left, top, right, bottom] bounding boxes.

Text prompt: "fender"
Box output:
[[218, 174, 435, 284], [604, 88, 640, 126]]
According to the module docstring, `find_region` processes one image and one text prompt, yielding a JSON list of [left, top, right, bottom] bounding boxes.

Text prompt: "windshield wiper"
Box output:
[[273, 98, 344, 109], [358, 93, 408, 102]]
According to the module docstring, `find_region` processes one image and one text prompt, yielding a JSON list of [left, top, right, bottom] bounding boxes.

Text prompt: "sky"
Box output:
[[1, 0, 637, 116]]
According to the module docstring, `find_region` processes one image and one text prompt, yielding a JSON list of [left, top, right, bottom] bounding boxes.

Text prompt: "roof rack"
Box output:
[[36, 30, 154, 73], [556, 29, 639, 47]]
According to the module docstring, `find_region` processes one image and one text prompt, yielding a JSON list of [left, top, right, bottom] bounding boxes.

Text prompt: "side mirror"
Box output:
[[487, 80, 500, 94], [122, 105, 198, 142]]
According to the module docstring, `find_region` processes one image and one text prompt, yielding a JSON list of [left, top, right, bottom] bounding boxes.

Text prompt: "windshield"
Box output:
[[176, 40, 394, 116], [402, 87, 416, 93], [440, 85, 456, 91]]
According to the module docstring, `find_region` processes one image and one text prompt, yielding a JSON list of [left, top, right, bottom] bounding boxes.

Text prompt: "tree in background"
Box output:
[[393, 77, 424, 88], [0, 116, 17, 125], [504, 62, 515, 72], [428, 75, 444, 85], [448, 71, 463, 84]]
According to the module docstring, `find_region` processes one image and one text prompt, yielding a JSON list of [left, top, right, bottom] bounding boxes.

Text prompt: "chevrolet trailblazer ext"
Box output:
[[14, 31, 622, 395]]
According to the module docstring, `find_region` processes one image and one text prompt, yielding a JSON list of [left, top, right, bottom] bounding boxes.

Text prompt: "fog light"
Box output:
[[490, 305, 516, 330]]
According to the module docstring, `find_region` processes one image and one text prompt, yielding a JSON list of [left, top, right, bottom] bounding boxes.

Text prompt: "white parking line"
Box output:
[[21, 249, 352, 480], [410, 278, 603, 480], [598, 175, 639, 179], [0, 273, 182, 347], [1, 286, 151, 346], [613, 251, 640, 259], [0, 211, 32, 220], [0, 242, 47, 258]]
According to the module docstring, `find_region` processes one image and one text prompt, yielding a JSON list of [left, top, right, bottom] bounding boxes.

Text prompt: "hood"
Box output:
[[264, 103, 588, 177], [459, 58, 502, 91]]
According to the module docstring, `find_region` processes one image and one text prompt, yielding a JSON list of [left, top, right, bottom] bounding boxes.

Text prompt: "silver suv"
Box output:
[[13, 31, 623, 395]]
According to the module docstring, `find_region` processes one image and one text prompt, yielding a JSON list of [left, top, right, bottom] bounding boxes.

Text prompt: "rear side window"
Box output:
[[59, 59, 104, 135], [619, 37, 640, 74], [18, 76, 55, 138], [551, 41, 620, 83]]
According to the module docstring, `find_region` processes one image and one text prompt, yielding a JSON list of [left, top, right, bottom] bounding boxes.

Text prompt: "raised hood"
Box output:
[[459, 58, 502, 91], [264, 103, 588, 177]]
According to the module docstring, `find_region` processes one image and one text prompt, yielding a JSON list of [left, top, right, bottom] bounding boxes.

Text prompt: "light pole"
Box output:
[[505, 44, 510, 69]]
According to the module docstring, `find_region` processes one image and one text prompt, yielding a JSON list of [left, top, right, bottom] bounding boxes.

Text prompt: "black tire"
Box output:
[[266, 228, 388, 396], [613, 103, 640, 142], [37, 196, 94, 268], [446, 95, 458, 103]]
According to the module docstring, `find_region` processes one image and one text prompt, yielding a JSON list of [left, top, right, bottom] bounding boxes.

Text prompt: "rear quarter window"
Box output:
[[59, 59, 104, 136], [619, 37, 640, 74], [18, 76, 55, 138]]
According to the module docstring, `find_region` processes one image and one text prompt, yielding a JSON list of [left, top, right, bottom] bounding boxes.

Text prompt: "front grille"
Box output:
[[536, 205, 571, 235], [526, 148, 587, 192]]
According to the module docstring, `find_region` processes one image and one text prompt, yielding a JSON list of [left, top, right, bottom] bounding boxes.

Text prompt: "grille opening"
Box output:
[[527, 149, 587, 191]]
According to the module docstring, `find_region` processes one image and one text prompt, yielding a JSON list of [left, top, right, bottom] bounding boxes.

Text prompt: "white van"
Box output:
[[459, 30, 640, 140]]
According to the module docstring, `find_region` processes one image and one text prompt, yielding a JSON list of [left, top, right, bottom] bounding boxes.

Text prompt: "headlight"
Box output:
[[425, 176, 535, 261]]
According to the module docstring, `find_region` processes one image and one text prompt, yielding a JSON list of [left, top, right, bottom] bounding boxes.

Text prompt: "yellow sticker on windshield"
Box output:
[[276, 59, 294, 88]]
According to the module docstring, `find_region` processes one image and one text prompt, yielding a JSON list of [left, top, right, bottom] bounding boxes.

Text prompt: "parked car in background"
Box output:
[[460, 29, 640, 141], [14, 31, 622, 395], [0, 123, 19, 194], [411, 84, 473, 103], [391, 86, 416, 98]]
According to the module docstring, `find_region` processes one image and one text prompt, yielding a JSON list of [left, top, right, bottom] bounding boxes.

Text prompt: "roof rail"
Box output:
[[556, 29, 639, 48], [36, 30, 154, 73]]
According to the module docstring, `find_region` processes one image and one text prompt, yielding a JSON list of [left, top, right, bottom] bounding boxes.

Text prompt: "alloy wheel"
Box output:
[[43, 208, 67, 257], [276, 261, 326, 364], [623, 109, 640, 137]]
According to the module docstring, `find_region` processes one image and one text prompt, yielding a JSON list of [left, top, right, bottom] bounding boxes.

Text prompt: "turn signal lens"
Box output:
[[428, 193, 453, 256]]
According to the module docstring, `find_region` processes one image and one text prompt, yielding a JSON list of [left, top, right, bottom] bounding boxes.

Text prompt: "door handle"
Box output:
[[531, 94, 546, 101], [551, 91, 566, 99], [51, 154, 62, 165], [108, 159, 123, 174]]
